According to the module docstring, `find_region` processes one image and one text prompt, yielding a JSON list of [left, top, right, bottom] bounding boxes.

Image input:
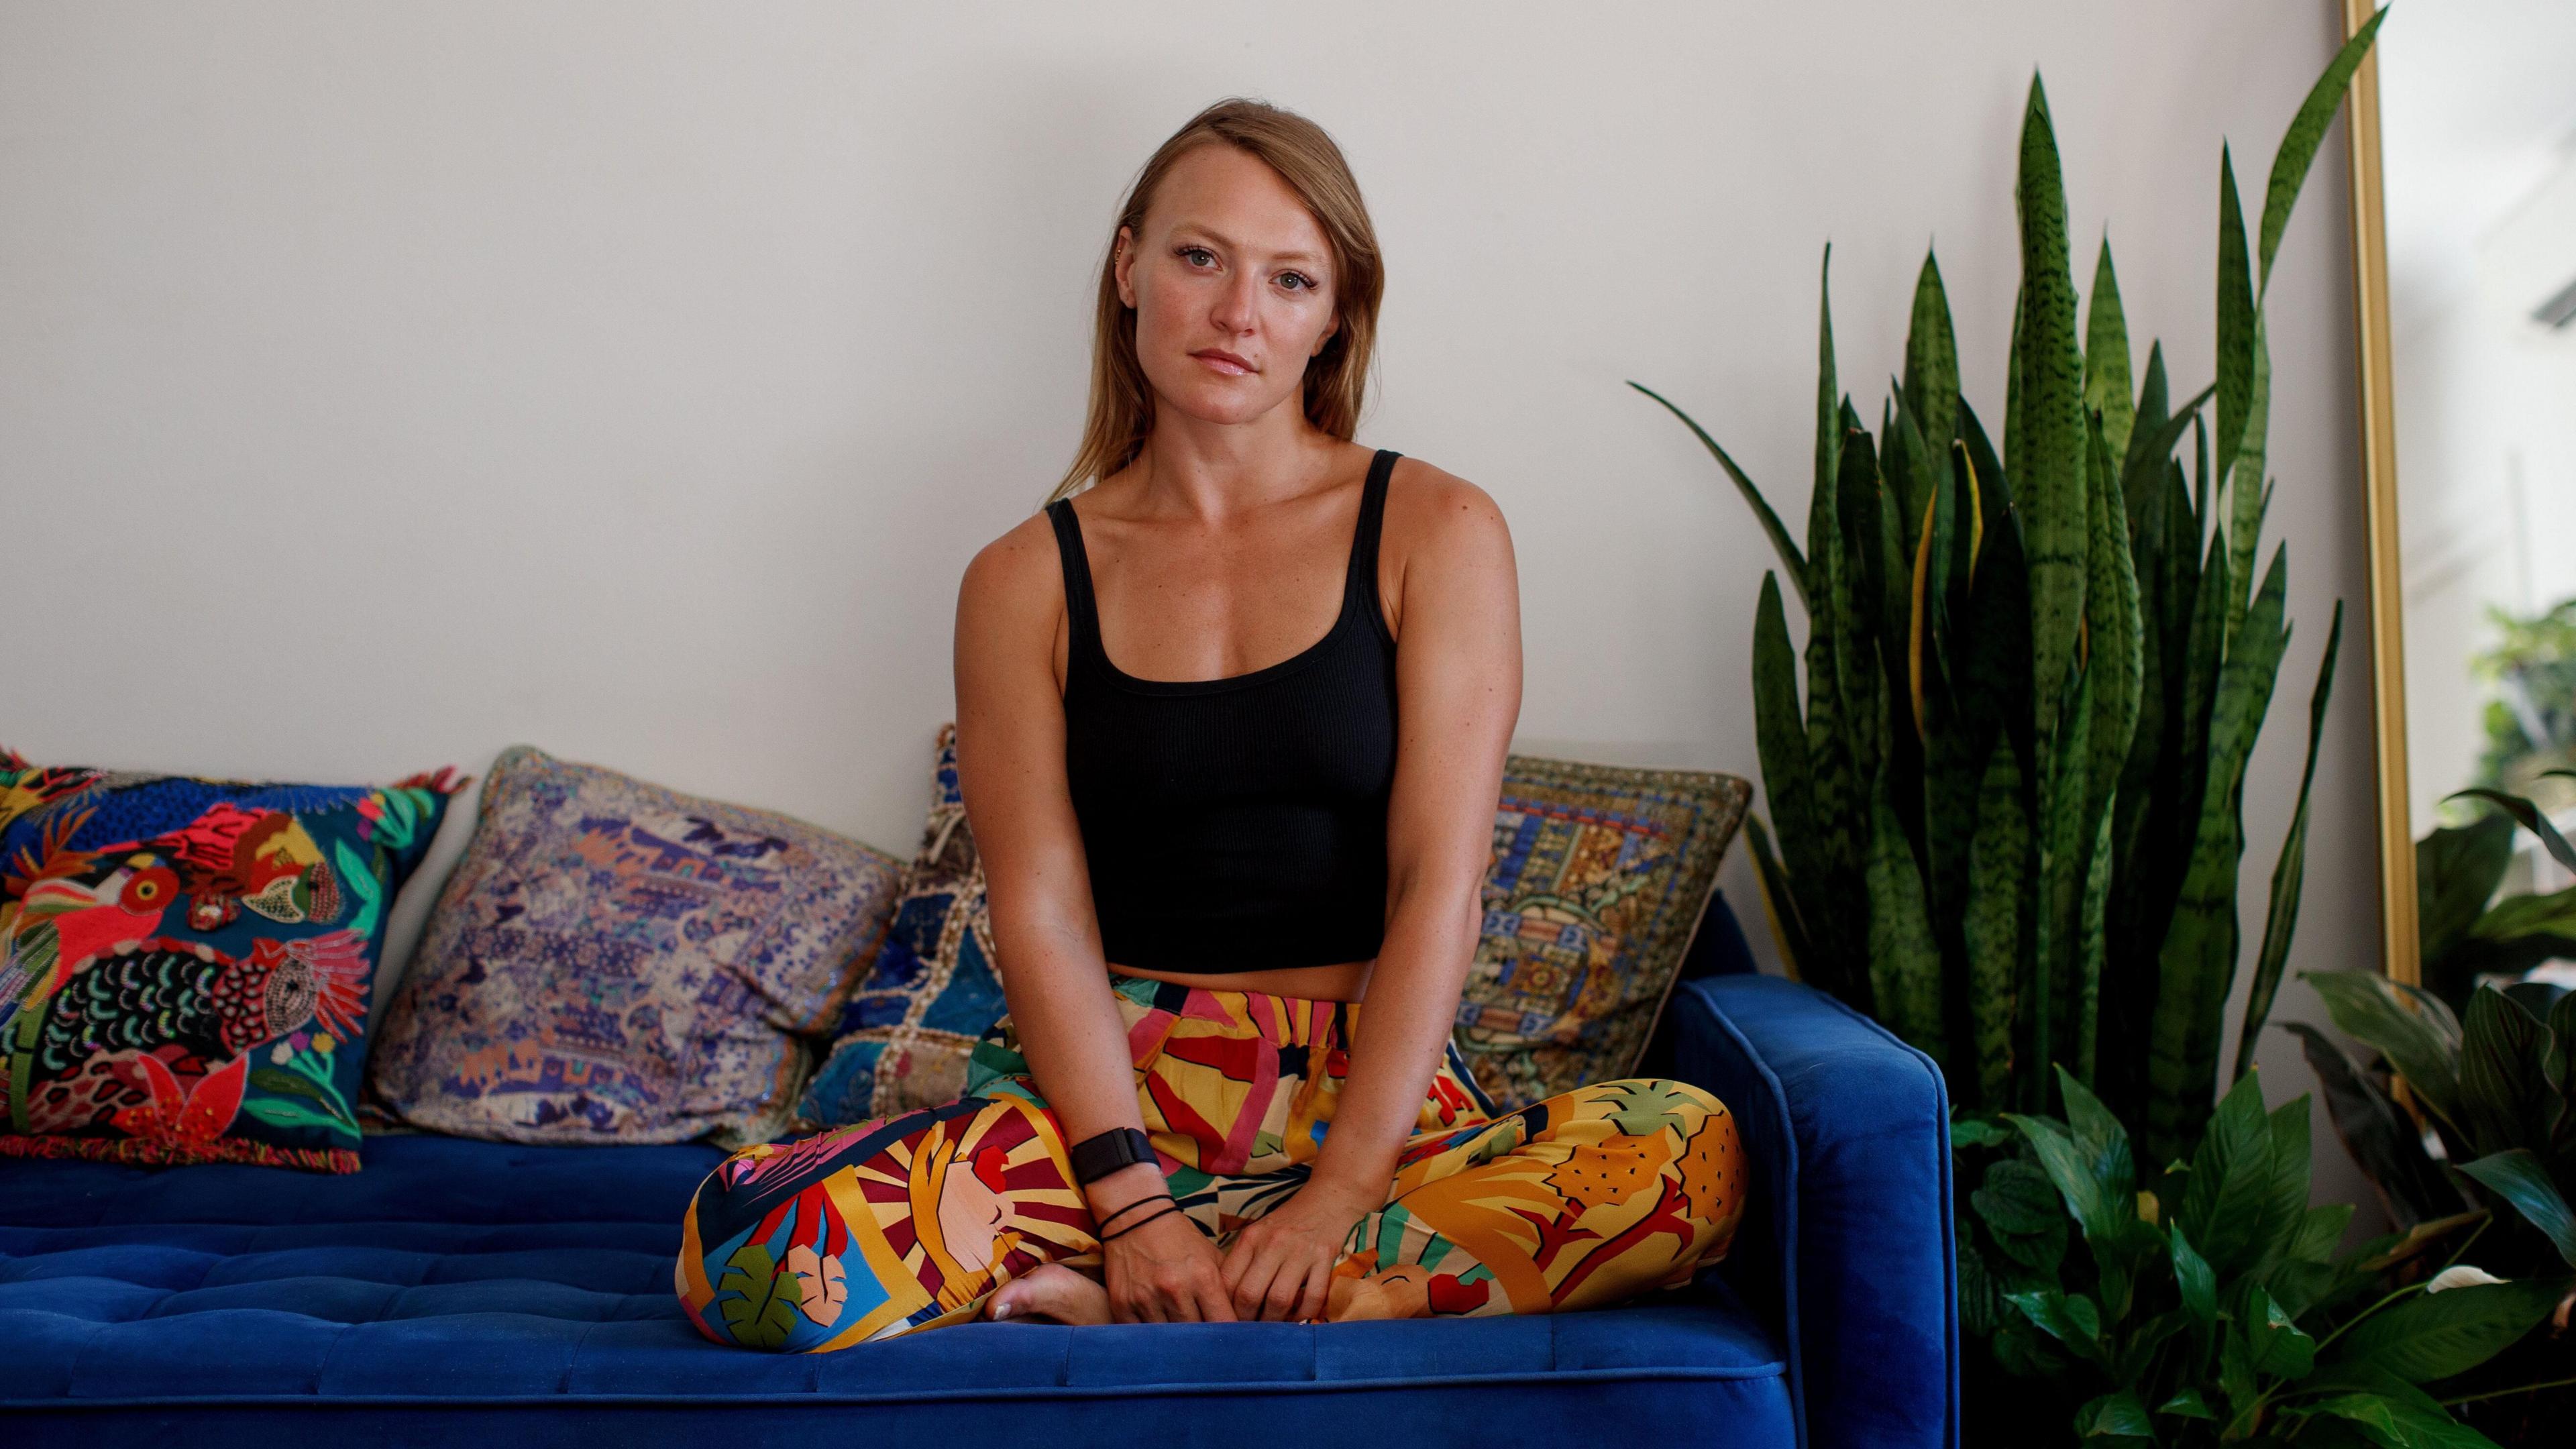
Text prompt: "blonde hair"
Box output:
[[1044, 99, 1384, 504]]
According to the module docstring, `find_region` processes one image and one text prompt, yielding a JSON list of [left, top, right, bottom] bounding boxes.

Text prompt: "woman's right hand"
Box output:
[[1091, 1165, 1235, 1322]]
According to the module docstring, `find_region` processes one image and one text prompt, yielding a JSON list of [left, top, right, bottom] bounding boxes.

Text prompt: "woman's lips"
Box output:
[[1192, 350, 1255, 376]]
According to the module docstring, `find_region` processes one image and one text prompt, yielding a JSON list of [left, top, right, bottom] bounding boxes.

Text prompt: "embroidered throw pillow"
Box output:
[[1456, 755, 1752, 1111], [0, 751, 464, 1172], [364, 747, 904, 1147], [798, 724, 1006, 1130]]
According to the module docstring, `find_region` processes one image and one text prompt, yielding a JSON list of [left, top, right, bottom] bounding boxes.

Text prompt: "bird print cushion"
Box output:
[[0, 751, 465, 1173]]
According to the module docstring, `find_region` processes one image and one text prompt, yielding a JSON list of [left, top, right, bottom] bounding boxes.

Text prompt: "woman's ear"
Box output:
[[1113, 225, 1138, 309], [1311, 309, 1340, 358]]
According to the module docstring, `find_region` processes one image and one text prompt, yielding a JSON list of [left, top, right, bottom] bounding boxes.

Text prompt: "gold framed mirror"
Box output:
[[2345, 0, 2576, 993]]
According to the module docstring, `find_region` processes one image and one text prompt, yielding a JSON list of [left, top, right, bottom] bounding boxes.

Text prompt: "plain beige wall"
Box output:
[[0, 1, 2385, 1216]]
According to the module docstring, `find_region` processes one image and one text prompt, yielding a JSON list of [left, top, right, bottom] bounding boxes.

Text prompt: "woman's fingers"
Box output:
[[1291, 1258, 1332, 1324]]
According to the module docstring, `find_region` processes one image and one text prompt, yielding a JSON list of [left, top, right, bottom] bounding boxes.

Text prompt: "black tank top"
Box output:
[[1045, 449, 1401, 973]]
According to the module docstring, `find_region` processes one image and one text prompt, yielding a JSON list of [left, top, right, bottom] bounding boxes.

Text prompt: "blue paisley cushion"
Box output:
[[363, 747, 904, 1148], [797, 724, 1002, 1130], [0, 750, 464, 1173], [1456, 755, 1751, 1111]]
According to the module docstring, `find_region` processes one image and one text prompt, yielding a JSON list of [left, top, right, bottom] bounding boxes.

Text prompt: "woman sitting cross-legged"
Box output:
[[678, 97, 1745, 1350]]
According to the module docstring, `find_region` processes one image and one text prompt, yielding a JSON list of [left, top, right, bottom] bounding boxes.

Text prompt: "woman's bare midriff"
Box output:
[[1109, 957, 1375, 1002]]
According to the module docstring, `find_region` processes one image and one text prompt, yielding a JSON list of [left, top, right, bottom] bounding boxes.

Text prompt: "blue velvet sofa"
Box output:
[[0, 896, 1957, 1449]]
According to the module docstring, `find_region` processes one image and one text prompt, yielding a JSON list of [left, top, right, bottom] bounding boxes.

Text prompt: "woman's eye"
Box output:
[[1278, 272, 1316, 292], [1180, 246, 1216, 268]]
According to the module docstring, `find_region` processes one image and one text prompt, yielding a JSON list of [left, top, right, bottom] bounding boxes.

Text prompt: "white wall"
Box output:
[[0, 1, 2382, 1214]]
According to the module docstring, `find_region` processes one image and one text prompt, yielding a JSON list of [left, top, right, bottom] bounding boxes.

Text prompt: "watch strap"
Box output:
[[1069, 1126, 1156, 1185]]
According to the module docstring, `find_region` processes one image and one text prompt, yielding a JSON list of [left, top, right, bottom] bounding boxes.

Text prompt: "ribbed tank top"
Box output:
[[1045, 449, 1401, 973]]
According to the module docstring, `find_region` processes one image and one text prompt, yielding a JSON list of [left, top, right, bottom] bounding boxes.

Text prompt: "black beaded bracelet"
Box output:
[[1098, 1202, 1189, 1243], [1092, 1193, 1173, 1234]]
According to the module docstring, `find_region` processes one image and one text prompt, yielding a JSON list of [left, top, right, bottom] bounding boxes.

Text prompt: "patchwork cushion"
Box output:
[[364, 747, 904, 1148], [0, 752, 462, 1173], [1457, 755, 1750, 1110], [799, 724, 1005, 1129]]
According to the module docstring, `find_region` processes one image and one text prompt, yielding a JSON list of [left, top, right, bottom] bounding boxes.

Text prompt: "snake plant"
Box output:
[[1633, 13, 2381, 1168]]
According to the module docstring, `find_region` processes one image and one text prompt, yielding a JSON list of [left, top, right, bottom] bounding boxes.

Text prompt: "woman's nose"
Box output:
[[1210, 273, 1258, 333]]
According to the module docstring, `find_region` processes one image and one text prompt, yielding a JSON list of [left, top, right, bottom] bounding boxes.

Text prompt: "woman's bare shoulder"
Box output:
[[956, 506, 1069, 651], [1383, 455, 1512, 561]]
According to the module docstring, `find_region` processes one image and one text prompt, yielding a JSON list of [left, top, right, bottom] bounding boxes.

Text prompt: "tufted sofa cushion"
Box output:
[[0, 1132, 1793, 1448]]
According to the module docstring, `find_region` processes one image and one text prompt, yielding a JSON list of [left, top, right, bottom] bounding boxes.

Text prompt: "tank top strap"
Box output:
[[1045, 497, 1106, 665], [1348, 449, 1400, 633]]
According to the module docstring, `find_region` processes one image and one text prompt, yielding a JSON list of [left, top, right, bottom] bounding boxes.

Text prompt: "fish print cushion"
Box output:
[[0, 750, 466, 1173], [1455, 755, 1752, 1111], [796, 723, 1006, 1131], [363, 747, 905, 1148]]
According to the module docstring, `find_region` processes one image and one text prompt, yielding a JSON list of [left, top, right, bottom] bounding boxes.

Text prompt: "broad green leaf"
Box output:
[[2171, 1222, 2216, 1324], [2418, 814, 2517, 968], [1951, 1116, 2012, 1149], [2084, 238, 2135, 463], [2055, 1065, 2137, 1209], [2179, 1070, 2271, 1267], [1631, 381, 1809, 608], [2303, 969, 2466, 1133], [2012, 75, 2090, 745], [2259, 7, 2390, 293], [2324, 1277, 2562, 1384], [2005, 1112, 2112, 1241], [2282, 1021, 2463, 1230], [2244, 1283, 2317, 1379], [2457, 1149, 2576, 1268], [2005, 1286, 2106, 1364], [2457, 987, 2554, 1159], [1974, 1156, 2066, 1236], [2239, 602, 2342, 1077], [2306, 1390, 2506, 1449], [2444, 787, 2576, 877], [2079, 1389, 2153, 1439], [2158, 1387, 2213, 1419]]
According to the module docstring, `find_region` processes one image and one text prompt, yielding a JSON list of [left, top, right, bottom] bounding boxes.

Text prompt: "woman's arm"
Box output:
[[1219, 464, 1523, 1321], [952, 515, 1236, 1323]]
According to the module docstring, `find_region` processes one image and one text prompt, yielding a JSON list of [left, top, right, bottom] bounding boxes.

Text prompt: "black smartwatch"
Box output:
[[1069, 1126, 1157, 1185]]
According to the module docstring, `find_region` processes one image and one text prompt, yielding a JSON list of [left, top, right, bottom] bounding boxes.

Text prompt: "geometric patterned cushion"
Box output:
[[796, 724, 1005, 1131], [1453, 755, 1752, 1111], [362, 746, 904, 1148], [0, 751, 464, 1173]]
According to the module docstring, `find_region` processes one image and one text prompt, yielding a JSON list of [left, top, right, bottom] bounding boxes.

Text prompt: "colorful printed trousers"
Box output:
[[678, 973, 1746, 1351]]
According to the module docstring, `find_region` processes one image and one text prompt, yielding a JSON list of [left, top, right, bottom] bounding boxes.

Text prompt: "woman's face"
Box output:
[[1114, 144, 1340, 431]]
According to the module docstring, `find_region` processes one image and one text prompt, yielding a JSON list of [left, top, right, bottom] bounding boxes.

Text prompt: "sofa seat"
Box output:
[[1, 1132, 1793, 1448]]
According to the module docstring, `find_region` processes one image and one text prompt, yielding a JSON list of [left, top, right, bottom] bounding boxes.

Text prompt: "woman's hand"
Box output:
[[1218, 1173, 1384, 1322], [1091, 1163, 1235, 1323]]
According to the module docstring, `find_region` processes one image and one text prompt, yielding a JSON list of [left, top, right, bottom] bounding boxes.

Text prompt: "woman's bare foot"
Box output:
[[985, 1264, 1111, 1325]]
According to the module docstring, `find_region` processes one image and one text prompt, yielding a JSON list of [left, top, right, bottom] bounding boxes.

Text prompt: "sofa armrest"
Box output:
[[1672, 974, 1957, 1449]]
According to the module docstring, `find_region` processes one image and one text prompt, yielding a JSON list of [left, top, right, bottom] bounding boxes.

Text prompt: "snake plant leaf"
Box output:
[[2177, 528, 2233, 834], [2321, 1277, 2563, 1385], [2076, 800, 2114, 1088], [2259, 6, 2389, 295], [1885, 382, 1940, 576], [2191, 410, 2210, 538], [1629, 382, 1810, 610], [2418, 814, 2519, 971], [2146, 548, 2290, 1161], [2225, 317, 2272, 651], [1965, 738, 2029, 1112], [2120, 380, 2217, 547], [2084, 237, 2135, 464], [1904, 250, 1960, 464], [1743, 813, 1816, 985], [2282, 1021, 2463, 1231], [2214, 146, 2255, 501], [2457, 1149, 2576, 1267], [2083, 413, 2144, 833], [1815, 244, 1843, 560], [2458, 987, 2555, 1161], [2037, 665, 2096, 1097], [2444, 787, 2576, 877], [1867, 787, 1946, 1063], [1754, 574, 1833, 993], [2012, 75, 2090, 744], [2303, 969, 2467, 1136], [2237, 602, 2343, 1081]]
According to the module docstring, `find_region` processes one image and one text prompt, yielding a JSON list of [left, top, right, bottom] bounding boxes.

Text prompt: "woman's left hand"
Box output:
[[1218, 1173, 1385, 1322]]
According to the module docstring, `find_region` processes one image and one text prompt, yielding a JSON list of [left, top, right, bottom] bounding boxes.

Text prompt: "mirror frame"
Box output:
[[2340, 0, 2418, 985]]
